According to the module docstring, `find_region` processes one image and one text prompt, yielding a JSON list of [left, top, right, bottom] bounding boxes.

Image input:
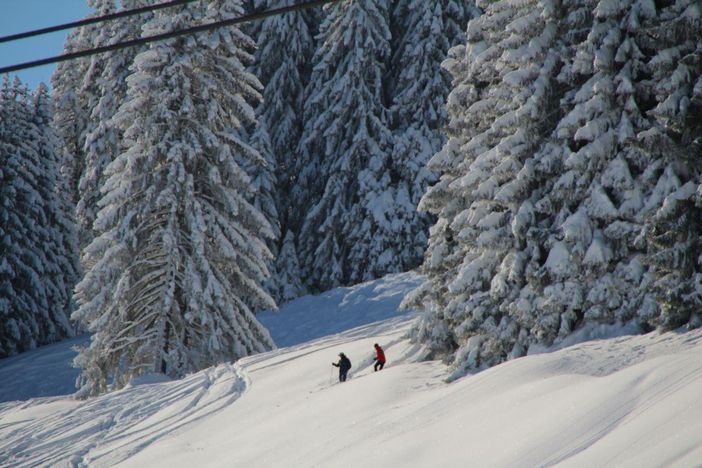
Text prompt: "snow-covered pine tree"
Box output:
[[248, 0, 316, 302], [76, 0, 155, 249], [251, 0, 314, 227], [408, 0, 702, 377], [513, 0, 665, 352], [387, 0, 479, 276], [247, 121, 286, 303], [72, 0, 275, 397], [0, 79, 38, 356], [31, 84, 81, 345], [271, 230, 304, 303], [301, 1, 324, 38], [0, 79, 76, 357], [52, 0, 116, 208], [408, 0, 577, 375], [295, 0, 394, 291], [646, 183, 702, 329], [389, 0, 478, 97], [641, 0, 702, 330]]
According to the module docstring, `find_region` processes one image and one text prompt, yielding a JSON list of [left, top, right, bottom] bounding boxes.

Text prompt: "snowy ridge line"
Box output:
[[549, 328, 702, 378], [514, 330, 702, 467], [543, 350, 702, 467], [0, 363, 249, 467]]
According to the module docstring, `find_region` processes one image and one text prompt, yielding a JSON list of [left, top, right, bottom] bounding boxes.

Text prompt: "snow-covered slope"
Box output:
[[1, 272, 702, 467]]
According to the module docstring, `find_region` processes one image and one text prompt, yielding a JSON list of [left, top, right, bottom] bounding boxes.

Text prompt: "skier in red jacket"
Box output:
[[373, 343, 386, 371]]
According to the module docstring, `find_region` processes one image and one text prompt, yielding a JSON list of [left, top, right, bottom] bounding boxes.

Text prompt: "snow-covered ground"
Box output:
[[2, 271, 702, 467]]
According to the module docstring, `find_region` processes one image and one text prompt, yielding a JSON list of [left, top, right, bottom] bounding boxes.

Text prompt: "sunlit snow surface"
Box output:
[[2, 272, 702, 467]]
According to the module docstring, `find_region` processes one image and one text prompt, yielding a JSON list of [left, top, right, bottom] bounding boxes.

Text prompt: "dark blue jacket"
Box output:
[[333, 355, 351, 372]]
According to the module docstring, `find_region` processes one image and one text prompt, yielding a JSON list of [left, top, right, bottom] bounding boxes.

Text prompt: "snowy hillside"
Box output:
[[2, 272, 702, 467]]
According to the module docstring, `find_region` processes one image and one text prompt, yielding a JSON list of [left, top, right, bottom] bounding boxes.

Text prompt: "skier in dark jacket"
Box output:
[[373, 343, 386, 371], [332, 352, 351, 382]]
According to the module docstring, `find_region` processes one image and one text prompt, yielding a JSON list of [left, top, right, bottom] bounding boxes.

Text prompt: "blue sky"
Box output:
[[0, 0, 92, 90]]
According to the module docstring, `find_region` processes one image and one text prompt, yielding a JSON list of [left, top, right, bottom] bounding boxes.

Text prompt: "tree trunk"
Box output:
[[161, 320, 171, 375]]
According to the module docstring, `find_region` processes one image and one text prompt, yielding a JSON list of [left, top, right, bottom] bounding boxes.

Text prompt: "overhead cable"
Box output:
[[0, 0, 341, 75], [0, 0, 200, 44]]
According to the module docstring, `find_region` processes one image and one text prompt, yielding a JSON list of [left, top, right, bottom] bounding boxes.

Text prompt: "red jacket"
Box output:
[[375, 346, 386, 363]]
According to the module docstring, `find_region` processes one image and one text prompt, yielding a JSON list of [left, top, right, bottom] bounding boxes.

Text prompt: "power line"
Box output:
[[0, 0, 341, 75], [0, 0, 200, 45]]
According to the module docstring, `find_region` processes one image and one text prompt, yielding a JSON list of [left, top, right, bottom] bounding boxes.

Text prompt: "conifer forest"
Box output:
[[0, 0, 700, 395]]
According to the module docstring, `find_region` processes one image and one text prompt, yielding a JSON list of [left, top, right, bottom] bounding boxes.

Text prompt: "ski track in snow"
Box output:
[[4, 321, 702, 467], [0, 363, 249, 467], [0, 273, 423, 467], [3, 273, 702, 467], [546, 331, 702, 467], [553, 352, 702, 466]]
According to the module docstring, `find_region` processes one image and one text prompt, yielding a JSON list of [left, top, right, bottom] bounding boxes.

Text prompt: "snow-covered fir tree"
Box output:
[[31, 84, 81, 346], [408, 0, 568, 373], [0, 80, 44, 356], [387, 0, 479, 276], [52, 0, 116, 208], [251, 0, 315, 180], [72, 0, 275, 397], [0, 79, 77, 358], [409, 0, 702, 376], [76, 0, 155, 249], [294, 0, 395, 291], [646, 184, 702, 329], [519, 0, 665, 350], [249, 0, 316, 302], [247, 122, 286, 303], [270, 230, 304, 303], [641, 0, 702, 330]]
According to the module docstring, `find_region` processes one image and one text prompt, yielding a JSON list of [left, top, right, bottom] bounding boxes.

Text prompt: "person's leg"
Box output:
[[378, 361, 385, 370], [374, 361, 380, 372], [340, 371, 347, 382]]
